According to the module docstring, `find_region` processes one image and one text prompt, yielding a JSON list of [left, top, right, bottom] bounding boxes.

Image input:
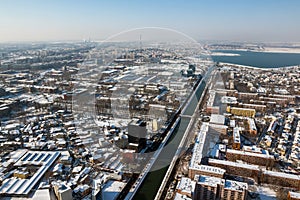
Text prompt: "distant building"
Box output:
[[0, 105, 10, 117]]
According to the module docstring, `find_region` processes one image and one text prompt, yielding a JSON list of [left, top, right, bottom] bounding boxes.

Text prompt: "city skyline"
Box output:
[[1, 0, 300, 43]]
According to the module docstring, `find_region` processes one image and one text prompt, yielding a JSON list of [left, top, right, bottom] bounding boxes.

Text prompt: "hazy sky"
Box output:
[[0, 0, 299, 42]]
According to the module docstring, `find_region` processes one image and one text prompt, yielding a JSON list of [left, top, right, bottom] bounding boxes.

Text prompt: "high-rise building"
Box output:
[[128, 119, 147, 151], [128, 119, 147, 142]]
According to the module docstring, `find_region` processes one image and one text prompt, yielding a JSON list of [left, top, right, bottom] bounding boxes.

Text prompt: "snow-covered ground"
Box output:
[[210, 52, 240, 56], [253, 47, 300, 54], [256, 185, 277, 200]]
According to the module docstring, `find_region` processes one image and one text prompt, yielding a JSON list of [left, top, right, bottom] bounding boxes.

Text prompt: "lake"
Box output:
[[211, 50, 300, 68]]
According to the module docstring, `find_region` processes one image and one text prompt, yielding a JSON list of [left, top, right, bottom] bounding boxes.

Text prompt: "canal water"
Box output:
[[133, 73, 210, 200]]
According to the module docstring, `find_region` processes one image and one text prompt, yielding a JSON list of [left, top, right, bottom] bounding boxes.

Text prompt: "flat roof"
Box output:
[[248, 118, 257, 130], [227, 149, 274, 160], [263, 170, 300, 180], [197, 175, 224, 187], [189, 123, 209, 169], [231, 107, 256, 112], [289, 191, 300, 199], [210, 114, 225, 125], [208, 158, 260, 171], [224, 179, 248, 191], [32, 189, 51, 200], [176, 177, 195, 194], [198, 165, 226, 175], [101, 180, 126, 200], [174, 193, 192, 200], [233, 127, 240, 143], [0, 151, 60, 196], [221, 96, 238, 104]]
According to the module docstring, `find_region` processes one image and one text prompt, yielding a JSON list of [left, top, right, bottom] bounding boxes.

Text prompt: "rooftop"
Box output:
[[210, 114, 225, 125], [227, 149, 274, 159], [189, 123, 209, 169], [174, 193, 192, 200], [101, 180, 126, 200], [197, 175, 224, 187], [209, 158, 261, 171], [176, 177, 195, 194], [0, 151, 60, 196], [263, 170, 300, 180], [233, 127, 241, 144], [224, 179, 248, 191], [189, 164, 225, 176], [289, 191, 300, 199]]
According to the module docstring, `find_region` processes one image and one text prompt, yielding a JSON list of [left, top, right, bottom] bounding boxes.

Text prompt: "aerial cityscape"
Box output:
[[1, 1, 300, 200]]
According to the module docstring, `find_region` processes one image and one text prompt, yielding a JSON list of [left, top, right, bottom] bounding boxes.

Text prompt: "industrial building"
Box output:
[[0, 151, 60, 197]]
